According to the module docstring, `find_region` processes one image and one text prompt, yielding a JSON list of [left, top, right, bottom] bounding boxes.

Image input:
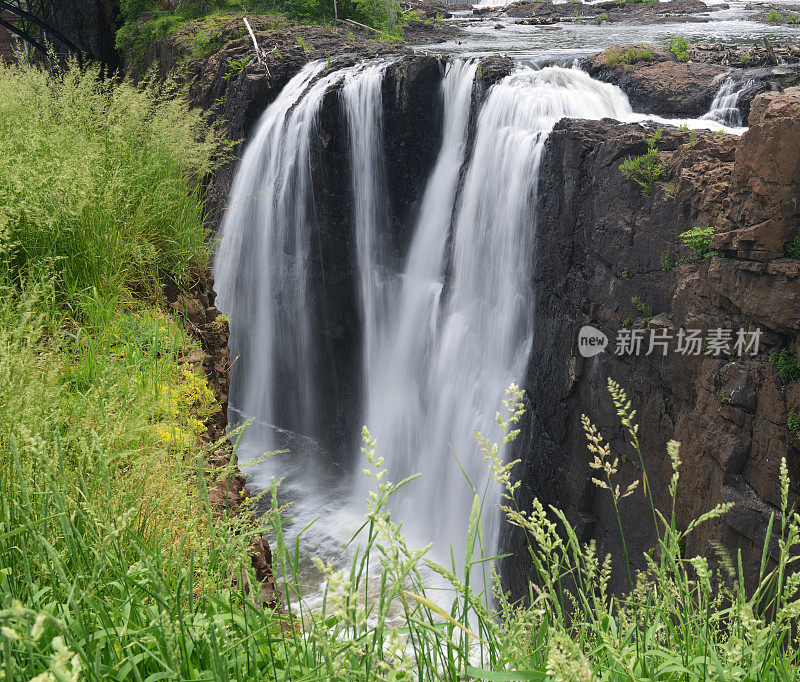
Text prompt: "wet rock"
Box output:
[[581, 44, 730, 115], [504, 101, 800, 597]]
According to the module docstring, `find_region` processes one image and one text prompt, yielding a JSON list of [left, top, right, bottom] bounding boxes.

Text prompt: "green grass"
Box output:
[[0, 60, 220, 313]]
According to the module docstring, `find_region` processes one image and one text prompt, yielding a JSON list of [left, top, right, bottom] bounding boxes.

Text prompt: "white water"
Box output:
[[702, 76, 754, 127], [357, 65, 633, 561], [216, 61, 632, 593]]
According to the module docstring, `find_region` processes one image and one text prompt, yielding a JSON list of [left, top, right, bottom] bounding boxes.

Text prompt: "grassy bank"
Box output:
[[116, 0, 407, 75], [0, 59, 282, 679], [2, 59, 799, 681]]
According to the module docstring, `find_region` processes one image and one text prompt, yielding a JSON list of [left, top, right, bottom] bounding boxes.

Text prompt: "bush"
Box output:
[[668, 36, 689, 62], [770, 348, 800, 384], [679, 225, 717, 259], [619, 125, 666, 195], [785, 235, 800, 259], [768, 7, 783, 22], [661, 250, 676, 271]]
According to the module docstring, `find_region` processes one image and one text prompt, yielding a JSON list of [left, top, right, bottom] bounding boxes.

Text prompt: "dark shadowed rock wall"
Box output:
[[503, 90, 800, 596]]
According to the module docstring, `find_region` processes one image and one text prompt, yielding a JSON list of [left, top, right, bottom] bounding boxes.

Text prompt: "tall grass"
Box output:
[[0, 59, 221, 314]]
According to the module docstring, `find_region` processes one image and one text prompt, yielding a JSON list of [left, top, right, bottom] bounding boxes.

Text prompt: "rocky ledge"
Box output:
[[581, 43, 800, 116], [476, 0, 716, 23], [505, 87, 800, 596]]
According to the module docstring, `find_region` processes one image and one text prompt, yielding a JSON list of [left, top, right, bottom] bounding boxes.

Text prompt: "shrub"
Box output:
[[788, 411, 800, 439], [661, 250, 675, 270], [785, 235, 800, 259], [668, 36, 689, 61], [619, 125, 666, 195], [768, 7, 783, 22], [679, 225, 717, 259], [770, 348, 800, 383], [631, 295, 653, 322], [596, 11, 608, 24]]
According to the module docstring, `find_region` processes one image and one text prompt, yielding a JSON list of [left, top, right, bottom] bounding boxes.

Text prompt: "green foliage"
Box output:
[[0, 61, 222, 313], [0, 60, 276, 680], [619, 125, 666, 196], [679, 225, 717, 259], [625, 45, 652, 64], [785, 235, 800, 259], [631, 295, 653, 322], [789, 12, 799, 23], [770, 348, 800, 384], [661, 250, 675, 271], [223, 55, 249, 80], [668, 36, 689, 61], [788, 411, 800, 439], [621, 266, 631, 280], [768, 7, 783, 22], [596, 11, 608, 24]]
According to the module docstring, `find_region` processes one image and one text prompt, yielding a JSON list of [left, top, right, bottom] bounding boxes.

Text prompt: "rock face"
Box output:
[[41, 0, 121, 67], [503, 89, 800, 596], [581, 44, 800, 118], [581, 45, 730, 116]]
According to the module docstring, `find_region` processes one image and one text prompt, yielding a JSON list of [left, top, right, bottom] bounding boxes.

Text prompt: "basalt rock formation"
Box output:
[[504, 88, 800, 595], [582, 44, 800, 118], [581, 45, 730, 116]]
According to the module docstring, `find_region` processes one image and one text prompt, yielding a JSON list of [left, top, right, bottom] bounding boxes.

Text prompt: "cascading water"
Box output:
[[215, 60, 329, 452], [215, 58, 633, 588], [357, 65, 633, 561], [702, 76, 753, 127]]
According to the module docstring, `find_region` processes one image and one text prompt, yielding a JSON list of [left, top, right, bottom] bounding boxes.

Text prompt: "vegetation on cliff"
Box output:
[[116, 0, 405, 73]]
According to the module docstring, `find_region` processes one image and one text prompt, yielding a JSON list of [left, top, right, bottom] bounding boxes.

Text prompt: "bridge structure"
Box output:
[[0, 0, 84, 62]]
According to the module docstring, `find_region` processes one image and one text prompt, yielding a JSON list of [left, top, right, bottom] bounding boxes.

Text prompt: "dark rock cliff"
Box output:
[[504, 89, 800, 596]]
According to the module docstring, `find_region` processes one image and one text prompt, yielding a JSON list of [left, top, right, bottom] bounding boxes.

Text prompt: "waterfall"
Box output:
[[215, 60, 369, 452], [216, 58, 633, 570], [702, 76, 753, 127], [358, 65, 633, 560]]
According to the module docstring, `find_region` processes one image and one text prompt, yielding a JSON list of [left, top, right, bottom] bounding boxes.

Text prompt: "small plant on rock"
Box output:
[[785, 235, 800, 259], [788, 411, 800, 439], [661, 250, 675, 271], [668, 36, 689, 62], [596, 11, 609, 24], [679, 225, 717, 259], [631, 295, 653, 323], [768, 7, 783, 22], [619, 125, 666, 196], [770, 348, 800, 384]]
